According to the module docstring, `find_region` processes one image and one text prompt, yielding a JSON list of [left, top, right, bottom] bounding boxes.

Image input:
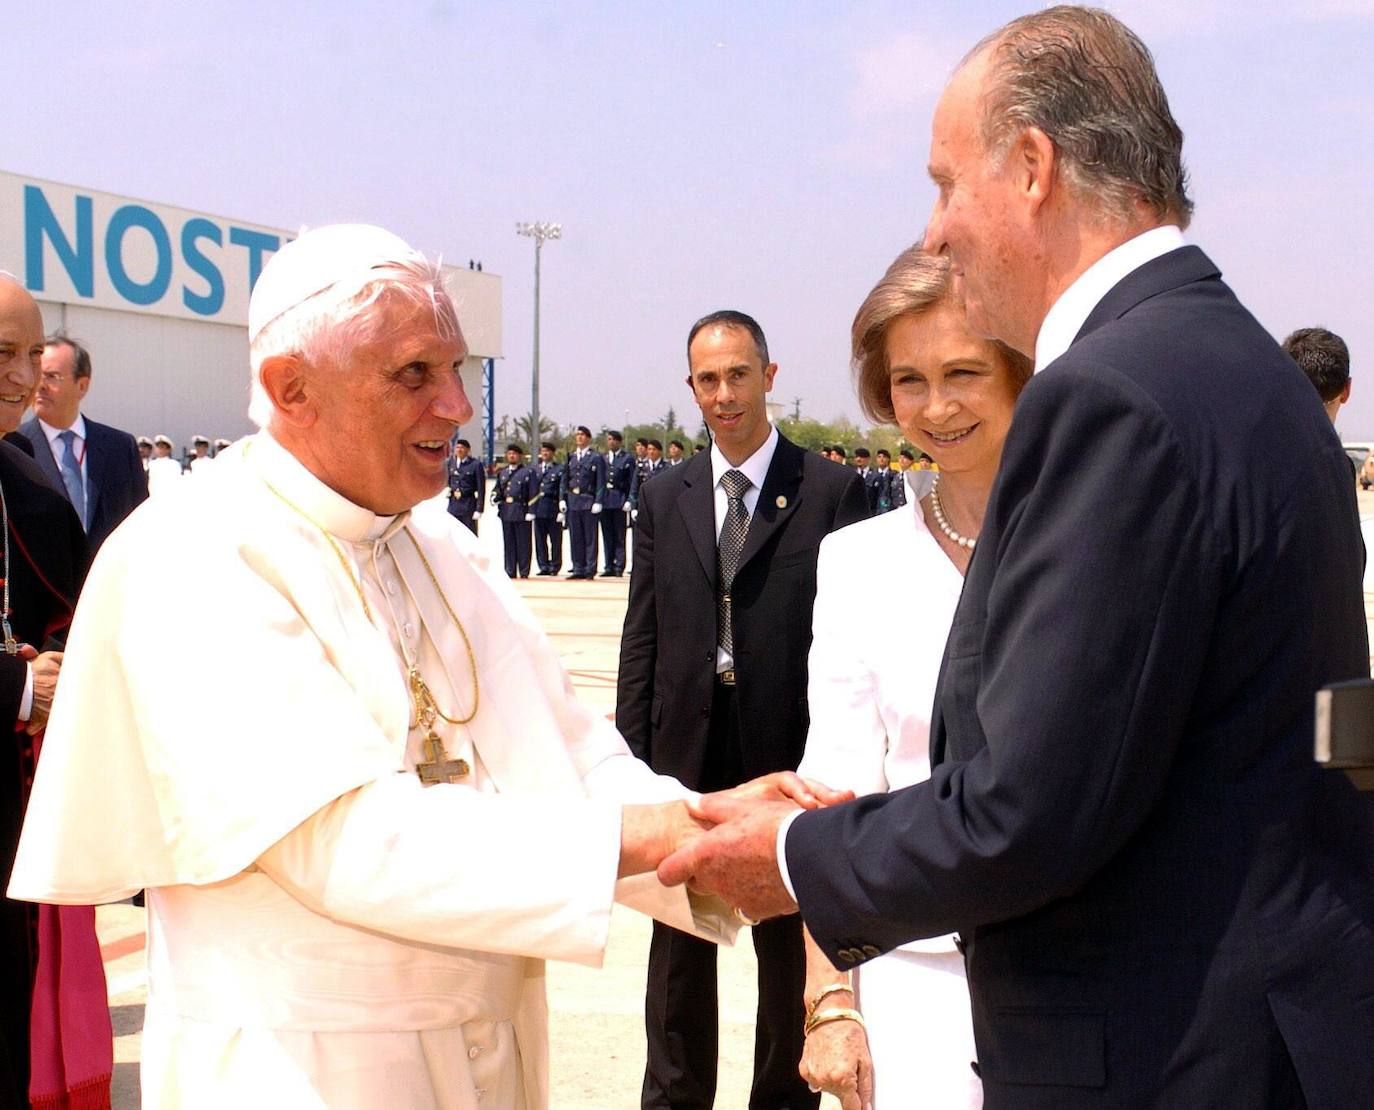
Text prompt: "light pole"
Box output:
[[515, 220, 561, 453]]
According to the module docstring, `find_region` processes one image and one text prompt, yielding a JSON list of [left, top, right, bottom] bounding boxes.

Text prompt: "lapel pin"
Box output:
[[775, 495, 788, 509]]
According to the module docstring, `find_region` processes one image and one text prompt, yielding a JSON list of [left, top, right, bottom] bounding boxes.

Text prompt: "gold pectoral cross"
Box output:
[[410, 667, 470, 786]]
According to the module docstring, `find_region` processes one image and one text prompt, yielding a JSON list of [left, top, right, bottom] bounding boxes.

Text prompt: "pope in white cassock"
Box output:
[[9, 225, 835, 1108]]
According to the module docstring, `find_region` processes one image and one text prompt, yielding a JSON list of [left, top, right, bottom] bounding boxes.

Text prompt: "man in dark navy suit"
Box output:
[[529, 441, 565, 575], [618, 310, 867, 1110], [21, 336, 146, 555], [599, 430, 638, 576], [445, 437, 485, 535], [659, 8, 1374, 1107], [851, 447, 880, 515], [560, 425, 605, 579]]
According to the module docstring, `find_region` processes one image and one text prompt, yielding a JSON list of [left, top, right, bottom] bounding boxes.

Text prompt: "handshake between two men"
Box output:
[[619, 771, 839, 921]]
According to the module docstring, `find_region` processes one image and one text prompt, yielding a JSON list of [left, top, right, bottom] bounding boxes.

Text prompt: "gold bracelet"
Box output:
[[805, 982, 854, 1022], [803, 1006, 865, 1038]]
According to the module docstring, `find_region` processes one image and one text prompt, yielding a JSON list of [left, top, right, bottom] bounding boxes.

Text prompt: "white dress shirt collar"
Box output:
[[1033, 224, 1186, 373], [38, 413, 88, 449], [709, 423, 778, 496]]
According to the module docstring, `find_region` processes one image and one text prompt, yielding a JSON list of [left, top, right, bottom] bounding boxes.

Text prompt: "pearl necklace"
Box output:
[[929, 475, 977, 551]]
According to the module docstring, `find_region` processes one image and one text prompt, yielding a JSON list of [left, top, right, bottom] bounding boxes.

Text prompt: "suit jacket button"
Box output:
[[837, 948, 856, 963], [861, 944, 880, 958]]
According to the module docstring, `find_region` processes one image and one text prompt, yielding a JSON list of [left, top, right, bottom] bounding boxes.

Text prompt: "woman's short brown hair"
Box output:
[[851, 246, 1032, 424]]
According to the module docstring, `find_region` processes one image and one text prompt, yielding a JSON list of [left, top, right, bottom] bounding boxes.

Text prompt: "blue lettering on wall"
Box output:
[[24, 186, 94, 297], [105, 205, 173, 306], [181, 218, 224, 316], [229, 227, 280, 291], [18, 184, 282, 318]]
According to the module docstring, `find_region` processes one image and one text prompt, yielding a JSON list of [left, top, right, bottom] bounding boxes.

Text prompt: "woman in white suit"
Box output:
[[796, 248, 1032, 1109]]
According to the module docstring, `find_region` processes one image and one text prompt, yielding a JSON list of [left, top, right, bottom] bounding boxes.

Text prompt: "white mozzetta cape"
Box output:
[[11, 433, 732, 1109]]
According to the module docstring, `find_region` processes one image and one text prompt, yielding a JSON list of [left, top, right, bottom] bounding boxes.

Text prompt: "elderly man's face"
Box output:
[[0, 281, 44, 434], [307, 291, 472, 514], [924, 55, 1039, 353]]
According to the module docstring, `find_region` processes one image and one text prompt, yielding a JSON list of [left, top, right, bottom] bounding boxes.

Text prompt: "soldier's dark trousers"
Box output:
[[534, 518, 563, 573], [568, 509, 598, 575], [600, 509, 628, 573], [502, 520, 532, 578]]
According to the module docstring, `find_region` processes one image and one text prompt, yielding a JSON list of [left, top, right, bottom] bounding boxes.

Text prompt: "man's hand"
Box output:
[[558, 500, 567, 513], [524, 513, 534, 522], [619, 801, 708, 878], [800, 1016, 874, 1110], [556, 512, 566, 525], [657, 794, 799, 921], [27, 650, 63, 735], [623, 503, 632, 514], [710, 771, 853, 811], [591, 503, 603, 515]]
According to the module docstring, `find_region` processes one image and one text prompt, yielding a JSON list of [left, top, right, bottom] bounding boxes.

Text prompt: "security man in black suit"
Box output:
[[21, 335, 147, 555], [617, 309, 867, 1110], [491, 443, 536, 578], [600, 429, 638, 576], [656, 11, 1374, 1106], [561, 425, 606, 579], [634, 436, 653, 491], [530, 441, 565, 575], [445, 437, 485, 534]]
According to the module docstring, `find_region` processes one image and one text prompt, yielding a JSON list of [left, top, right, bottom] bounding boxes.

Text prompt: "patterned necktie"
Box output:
[[58, 429, 87, 530], [716, 469, 752, 657]]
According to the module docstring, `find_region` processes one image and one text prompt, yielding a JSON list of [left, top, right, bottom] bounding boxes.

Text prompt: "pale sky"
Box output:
[[12, 0, 1374, 438]]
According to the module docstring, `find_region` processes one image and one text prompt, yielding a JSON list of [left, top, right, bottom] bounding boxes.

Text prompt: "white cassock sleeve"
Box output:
[[258, 774, 625, 964]]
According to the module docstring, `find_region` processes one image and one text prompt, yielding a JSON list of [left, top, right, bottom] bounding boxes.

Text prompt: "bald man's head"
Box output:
[[0, 278, 44, 434]]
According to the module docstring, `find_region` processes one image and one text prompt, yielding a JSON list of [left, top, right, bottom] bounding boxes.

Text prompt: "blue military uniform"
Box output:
[[492, 461, 536, 578], [446, 454, 486, 534], [889, 467, 908, 510], [600, 447, 639, 575], [873, 467, 897, 514], [561, 448, 606, 578], [530, 457, 565, 575], [855, 464, 882, 516]]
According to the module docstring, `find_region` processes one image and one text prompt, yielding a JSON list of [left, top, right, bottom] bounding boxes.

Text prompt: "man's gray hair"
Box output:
[[247, 257, 461, 428], [970, 5, 1193, 228]]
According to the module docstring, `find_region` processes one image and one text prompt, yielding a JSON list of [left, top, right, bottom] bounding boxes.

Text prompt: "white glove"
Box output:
[[556, 512, 566, 525], [558, 500, 567, 513], [524, 513, 534, 522], [473, 511, 482, 519], [592, 503, 603, 515], [631, 509, 639, 523], [623, 502, 632, 514]]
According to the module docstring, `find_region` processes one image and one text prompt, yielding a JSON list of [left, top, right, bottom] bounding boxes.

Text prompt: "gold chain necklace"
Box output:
[[251, 447, 480, 733]]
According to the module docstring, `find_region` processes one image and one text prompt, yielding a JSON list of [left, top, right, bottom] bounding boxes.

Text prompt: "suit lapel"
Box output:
[[677, 455, 717, 588], [81, 423, 103, 526], [25, 421, 63, 490], [736, 436, 804, 575], [1073, 245, 1220, 347]]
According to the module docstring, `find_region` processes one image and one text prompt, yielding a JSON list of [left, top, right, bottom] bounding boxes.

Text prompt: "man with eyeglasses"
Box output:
[[20, 335, 146, 554]]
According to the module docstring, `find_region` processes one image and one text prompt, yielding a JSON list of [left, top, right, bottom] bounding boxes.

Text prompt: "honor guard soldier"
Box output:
[[599, 429, 638, 576], [188, 435, 213, 475], [530, 441, 565, 576], [643, 439, 666, 482], [491, 443, 536, 578], [852, 446, 881, 515], [873, 448, 896, 514], [147, 435, 182, 496], [667, 439, 685, 467], [892, 448, 913, 509], [137, 436, 153, 472], [633, 437, 652, 489], [560, 425, 606, 579], [445, 437, 485, 535]]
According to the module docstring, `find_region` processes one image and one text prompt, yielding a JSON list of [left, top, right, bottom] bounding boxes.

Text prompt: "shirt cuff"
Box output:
[[775, 808, 803, 902], [18, 662, 33, 722]]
